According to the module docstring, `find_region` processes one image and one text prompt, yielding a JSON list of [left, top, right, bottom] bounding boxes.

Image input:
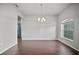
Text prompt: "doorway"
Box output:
[[17, 16, 22, 41]]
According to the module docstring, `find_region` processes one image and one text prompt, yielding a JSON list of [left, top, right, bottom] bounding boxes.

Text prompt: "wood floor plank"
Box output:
[[1, 40, 79, 55]]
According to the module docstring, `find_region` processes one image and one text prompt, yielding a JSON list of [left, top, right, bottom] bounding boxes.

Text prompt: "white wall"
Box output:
[[22, 16, 57, 40], [58, 4, 79, 51], [0, 4, 18, 54]]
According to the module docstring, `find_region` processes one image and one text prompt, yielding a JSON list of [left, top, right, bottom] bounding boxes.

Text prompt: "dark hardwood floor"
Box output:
[[1, 39, 79, 55]]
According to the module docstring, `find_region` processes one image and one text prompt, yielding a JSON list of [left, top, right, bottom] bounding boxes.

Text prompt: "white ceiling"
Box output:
[[17, 3, 71, 16]]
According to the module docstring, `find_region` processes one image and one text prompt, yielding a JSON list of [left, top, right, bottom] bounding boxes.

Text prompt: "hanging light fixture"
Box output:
[[38, 4, 46, 22], [38, 17, 41, 22]]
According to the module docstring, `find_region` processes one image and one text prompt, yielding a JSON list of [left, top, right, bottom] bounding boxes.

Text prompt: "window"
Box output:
[[61, 19, 74, 40]]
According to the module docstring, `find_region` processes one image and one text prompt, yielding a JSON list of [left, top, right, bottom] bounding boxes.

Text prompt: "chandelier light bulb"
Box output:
[[38, 17, 41, 22], [42, 17, 46, 22]]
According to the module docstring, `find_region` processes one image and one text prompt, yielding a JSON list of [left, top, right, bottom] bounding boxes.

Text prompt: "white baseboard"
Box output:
[[0, 43, 17, 54], [59, 39, 79, 52], [22, 38, 57, 40]]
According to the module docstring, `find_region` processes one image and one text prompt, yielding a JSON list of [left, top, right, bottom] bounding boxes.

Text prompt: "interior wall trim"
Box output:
[[22, 38, 58, 40], [58, 39, 79, 52], [0, 43, 17, 54]]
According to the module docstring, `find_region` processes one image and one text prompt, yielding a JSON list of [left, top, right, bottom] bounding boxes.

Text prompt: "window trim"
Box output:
[[61, 19, 74, 41]]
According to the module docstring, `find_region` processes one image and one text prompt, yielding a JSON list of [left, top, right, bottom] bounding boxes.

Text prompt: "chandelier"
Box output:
[[38, 4, 46, 22]]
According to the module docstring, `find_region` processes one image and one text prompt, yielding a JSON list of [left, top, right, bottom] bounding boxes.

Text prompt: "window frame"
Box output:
[[61, 19, 74, 41]]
